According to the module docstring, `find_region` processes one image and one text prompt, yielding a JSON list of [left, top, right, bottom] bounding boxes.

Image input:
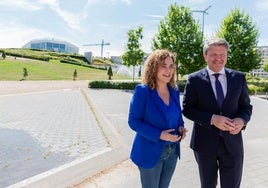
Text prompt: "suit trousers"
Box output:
[[194, 138, 244, 188]]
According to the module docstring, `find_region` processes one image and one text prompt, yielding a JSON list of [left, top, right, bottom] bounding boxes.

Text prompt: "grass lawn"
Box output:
[[0, 57, 130, 81]]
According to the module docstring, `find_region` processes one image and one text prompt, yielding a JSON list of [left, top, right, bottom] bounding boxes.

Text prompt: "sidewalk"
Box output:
[[0, 81, 113, 187], [73, 90, 268, 188], [0, 81, 268, 188], [0, 81, 127, 188]]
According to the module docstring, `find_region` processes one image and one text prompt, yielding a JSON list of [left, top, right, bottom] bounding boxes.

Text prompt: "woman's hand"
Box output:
[[178, 126, 188, 140], [160, 129, 181, 142]]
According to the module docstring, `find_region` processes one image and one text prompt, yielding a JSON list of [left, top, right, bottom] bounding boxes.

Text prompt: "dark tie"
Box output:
[[213, 73, 224, 107]]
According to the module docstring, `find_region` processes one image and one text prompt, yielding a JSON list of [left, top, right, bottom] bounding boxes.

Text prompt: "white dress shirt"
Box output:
[[207, 67, 227, 99]]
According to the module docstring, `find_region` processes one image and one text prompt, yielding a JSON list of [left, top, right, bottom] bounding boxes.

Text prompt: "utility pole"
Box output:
[[192, 5, 212, 37], [83, 39, 110, 58]]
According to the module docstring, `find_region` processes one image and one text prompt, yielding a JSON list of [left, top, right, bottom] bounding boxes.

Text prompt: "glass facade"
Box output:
[[23, 39, 78, 54]]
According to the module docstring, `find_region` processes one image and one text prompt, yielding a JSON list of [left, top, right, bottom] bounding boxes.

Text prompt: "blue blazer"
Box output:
[[128, 84, 184, 168], [182, 68, 252, 155]]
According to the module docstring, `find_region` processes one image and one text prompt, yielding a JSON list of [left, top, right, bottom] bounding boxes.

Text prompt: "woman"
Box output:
[[128, 49, 187, 188]]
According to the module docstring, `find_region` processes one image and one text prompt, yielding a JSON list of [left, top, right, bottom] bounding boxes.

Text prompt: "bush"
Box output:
[[89, 80, 140, 90], [89, 79, 187, 91], [87, 78, 268, 95], [247, 79, 268, 94], [178, 79, 186, 92]]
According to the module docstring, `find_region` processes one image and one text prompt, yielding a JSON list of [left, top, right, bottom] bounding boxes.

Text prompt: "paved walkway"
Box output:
[[73, 89, 268, 188], [0, 81, 268, 188], [0, 81, 110, 187]]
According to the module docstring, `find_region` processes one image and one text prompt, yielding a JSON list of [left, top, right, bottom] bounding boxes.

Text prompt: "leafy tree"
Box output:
[[73, 69, 77, 81], [217, 8, 262, 72], [122, 26, 146, 81], [263, 60, 268, 73], [2, 51, 6, 59], [23, 68, 28, 80], [107, 66, 113, 80], [152, 3, 204, 77]]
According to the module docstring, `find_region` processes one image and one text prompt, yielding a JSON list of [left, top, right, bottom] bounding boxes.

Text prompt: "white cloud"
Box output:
[[0, 22, 51, 48], [39, 0, 83, 31], [0, 0, 40, 10]]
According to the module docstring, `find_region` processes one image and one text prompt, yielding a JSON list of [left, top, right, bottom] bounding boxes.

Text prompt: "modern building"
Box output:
[[84, 52, 93, 63], [251, 46, 268, 77], [22, 38, 79, 54], [110, 56, 122, 64]]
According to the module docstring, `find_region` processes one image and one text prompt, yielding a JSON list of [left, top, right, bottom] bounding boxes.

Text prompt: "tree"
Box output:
[[23, 68, 28, 80], [263, 60, 268, 73], [152, 3, 204, 77], [2, 51, 6, 59], [217, 8, 262, 72], [73, 69, 77, 81], [107, 66, 113, 80], [122, 26, 146, 81]]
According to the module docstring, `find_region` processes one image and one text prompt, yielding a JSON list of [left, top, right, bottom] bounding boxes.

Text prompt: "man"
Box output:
[[182, 37, 252, 188]]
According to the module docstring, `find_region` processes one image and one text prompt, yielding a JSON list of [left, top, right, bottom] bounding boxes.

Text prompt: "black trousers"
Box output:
[[194, 138, 243, 188]]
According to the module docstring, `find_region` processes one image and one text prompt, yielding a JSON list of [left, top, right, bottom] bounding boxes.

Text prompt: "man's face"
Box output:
[[203, 45, 228, 73]]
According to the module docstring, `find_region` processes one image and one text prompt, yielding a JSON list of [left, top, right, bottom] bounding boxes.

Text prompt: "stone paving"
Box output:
[[0, 81, 109, 187]]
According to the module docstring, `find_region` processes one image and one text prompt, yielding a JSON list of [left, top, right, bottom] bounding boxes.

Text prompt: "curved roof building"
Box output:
[[23, 38, 79, 54]]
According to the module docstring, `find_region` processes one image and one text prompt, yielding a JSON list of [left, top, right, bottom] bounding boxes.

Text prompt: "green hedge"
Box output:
[[89, 80, 140, 90], [247, 79, 268, 94], [89, 80, 187, 91], [88, 79, 268, 96], [5, 52, 50, 61]]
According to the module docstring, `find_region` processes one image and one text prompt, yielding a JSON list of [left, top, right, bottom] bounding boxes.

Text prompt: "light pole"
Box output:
[[192, 5, 212, 37]]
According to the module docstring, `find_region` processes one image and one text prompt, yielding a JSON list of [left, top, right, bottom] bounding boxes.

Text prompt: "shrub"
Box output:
[[88, 79, 187, 91], [89, 80, 140, 90], [247, 80, 268, 94]]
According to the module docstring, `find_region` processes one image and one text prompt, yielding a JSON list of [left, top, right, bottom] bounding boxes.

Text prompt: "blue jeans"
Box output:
[[138, 143, 178, 188]]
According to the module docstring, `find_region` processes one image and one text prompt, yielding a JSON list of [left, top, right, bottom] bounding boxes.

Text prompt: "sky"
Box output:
[[0, 0, 268, 57]]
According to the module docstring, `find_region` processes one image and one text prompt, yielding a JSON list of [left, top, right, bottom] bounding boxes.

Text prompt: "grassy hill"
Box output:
[[0, 48, 129, 81]]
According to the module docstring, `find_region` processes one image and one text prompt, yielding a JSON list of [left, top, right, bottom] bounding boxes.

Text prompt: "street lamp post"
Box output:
[[192, 5, 212, 37]]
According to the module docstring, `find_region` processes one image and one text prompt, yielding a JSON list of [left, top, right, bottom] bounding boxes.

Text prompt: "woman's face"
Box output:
[[156, 56, 175, 85]]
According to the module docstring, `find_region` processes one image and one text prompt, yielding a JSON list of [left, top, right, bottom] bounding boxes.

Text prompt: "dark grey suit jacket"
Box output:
[[182, 68, 252, 155]]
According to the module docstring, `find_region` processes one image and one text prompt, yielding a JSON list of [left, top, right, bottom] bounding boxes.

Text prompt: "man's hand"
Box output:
[[229, 117, 245, 135], [212, 114, 236, 131]]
